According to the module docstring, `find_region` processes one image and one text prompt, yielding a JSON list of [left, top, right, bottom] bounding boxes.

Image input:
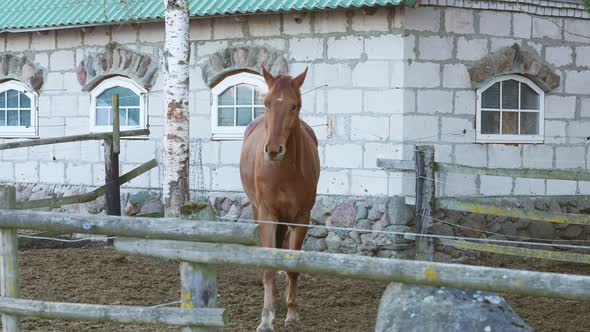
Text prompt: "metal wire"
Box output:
[[18, 234, 117, 243], [218, 216, 590, 250]]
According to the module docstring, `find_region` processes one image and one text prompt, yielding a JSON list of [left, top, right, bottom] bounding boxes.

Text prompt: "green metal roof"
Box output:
[[0, 0, 414, 31]]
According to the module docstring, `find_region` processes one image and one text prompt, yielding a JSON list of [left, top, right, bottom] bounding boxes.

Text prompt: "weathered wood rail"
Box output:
[[378, 146, 590, 265], [0, 209, 259, 246], [115, 238, 590, 302], [16, 159, 157, 210], [438, 238, 590, 265], [0, 297, 227, 327]]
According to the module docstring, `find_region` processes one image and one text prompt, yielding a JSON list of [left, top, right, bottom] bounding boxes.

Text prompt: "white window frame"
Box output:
[[210, 72, 268, 140], [89, 76, 148, 133], [476, 74, 545, 144], [0, 80, 38, 138]]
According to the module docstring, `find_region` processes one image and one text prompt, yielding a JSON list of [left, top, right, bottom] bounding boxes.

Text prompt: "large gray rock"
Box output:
[[326, 202, 356, 228], [387, 196, 413, 225], [303, 237, 327, 252], [376, 283, 532, 332], [182, 202, 217, 222]]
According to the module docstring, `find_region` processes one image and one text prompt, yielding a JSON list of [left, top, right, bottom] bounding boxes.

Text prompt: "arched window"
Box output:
[[89, 76, 147, 133], [210, 72, 268, 140], [0, 80, 38, 138], [476, 75, 544, 143]]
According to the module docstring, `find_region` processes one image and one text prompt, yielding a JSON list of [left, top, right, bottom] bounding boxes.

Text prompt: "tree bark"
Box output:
[[163, 0, 190, 218]]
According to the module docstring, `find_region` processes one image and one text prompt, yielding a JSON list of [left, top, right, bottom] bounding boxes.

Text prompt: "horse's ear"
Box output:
[[261, 65, 275, 87], [292, 67, 308, 89]]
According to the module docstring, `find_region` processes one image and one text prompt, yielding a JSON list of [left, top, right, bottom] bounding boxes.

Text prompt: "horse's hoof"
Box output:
[[284, 313, 300, 327], [256, 325, 274, 332]]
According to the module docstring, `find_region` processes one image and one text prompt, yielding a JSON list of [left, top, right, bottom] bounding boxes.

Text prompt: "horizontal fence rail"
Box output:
[[115, 238, 590, 302], [0, 210, 260, 246], [0, 129, 149, 151], [0, 297, 226, 327], [16, 159, 157, 210], [377, 158, 590, 182], [437, 163, 590, 182], [436, 197, 590, 226], [438, 239, 590, 265]]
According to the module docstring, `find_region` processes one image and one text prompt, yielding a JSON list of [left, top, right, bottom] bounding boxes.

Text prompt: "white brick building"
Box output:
[[0, 0, 589, 201]]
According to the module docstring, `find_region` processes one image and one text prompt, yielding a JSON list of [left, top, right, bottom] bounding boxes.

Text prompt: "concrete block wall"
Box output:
[[401, 6, 590, 197], [0, 25, 161, 190], [0, 4, 589, 200], [186, 8, 415, 197]]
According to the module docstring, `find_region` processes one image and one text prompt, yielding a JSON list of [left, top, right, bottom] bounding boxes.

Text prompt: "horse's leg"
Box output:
[[257, 210, 277, 332], [284, 217, 309, 326]]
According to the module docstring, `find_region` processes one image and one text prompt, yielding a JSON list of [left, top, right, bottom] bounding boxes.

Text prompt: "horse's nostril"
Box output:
[[278, 145, 284, 154], [264, 145, 269, 153]]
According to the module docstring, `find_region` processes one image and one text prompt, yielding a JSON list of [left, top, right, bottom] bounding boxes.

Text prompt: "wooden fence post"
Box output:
[[180, 204, 218, 332], [414, 145, 435, 261], [0, 186, 21, 332], [104, 94, 121, 246]]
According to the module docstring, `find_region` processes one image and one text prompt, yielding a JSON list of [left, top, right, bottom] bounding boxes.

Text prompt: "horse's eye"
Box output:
[[292, 106, 297, 111]]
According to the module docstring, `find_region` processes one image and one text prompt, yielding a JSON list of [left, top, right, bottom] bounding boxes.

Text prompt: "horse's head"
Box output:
[[261, 66, 308, 161]]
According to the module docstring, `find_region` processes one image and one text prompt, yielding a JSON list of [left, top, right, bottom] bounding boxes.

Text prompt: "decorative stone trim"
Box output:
[[76, 43, 159, 91], [420, 0, 590, 19], [201, 46, 288, 87], [0, 54, 45, 91], [468, 44, 560, 92]]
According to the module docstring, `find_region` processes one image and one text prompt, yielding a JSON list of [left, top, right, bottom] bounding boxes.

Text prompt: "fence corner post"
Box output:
[[415, 145, 435, 262], [0, 185, 21, 332], [104, 93, 121, 246], [180, 203, 218, 332]]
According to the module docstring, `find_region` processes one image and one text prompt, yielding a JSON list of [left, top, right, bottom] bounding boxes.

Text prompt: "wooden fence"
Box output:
[[0, 94, 156, 243], [1, 193, 590, 331], [378, 145, 590, 264]]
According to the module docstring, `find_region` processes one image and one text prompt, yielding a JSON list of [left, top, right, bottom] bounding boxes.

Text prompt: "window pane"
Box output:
[[20, 93, 31, 108], [482, 82, 500, 108], [521, 84, 539, 110], [7, 90, 18, 108], [481, 111, 500, 134], [520, 112, 538, 135], [97, 87, 139, 107], [0, 92, 5, 107], [20, 110, 30, 127], [119, 108, 127, 126], [96, 108, 110, 126], [219, 87, 235, 105], [254, 107, 265, 119], [236, 85, 253, 105], [236, 107, 252, 126], [218, 107, 234, 126], [254, 88, 263, 105], [7, 110, 18, 126], [0, 110, 5, 126], [502, 112, 518, 134], [128, 108, 140, 126], [502, 80, 519, 109]]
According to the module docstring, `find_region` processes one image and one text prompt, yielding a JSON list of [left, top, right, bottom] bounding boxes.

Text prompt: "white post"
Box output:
[[0, 186, 20, 332]]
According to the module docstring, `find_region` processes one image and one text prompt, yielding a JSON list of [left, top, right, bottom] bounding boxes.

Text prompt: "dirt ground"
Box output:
[[7, 242, 590, 332]]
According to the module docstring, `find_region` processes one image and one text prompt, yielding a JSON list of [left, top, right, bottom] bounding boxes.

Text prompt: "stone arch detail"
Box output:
[[77, 43, 159, 91], [0, 54, 45, 92], [201, 46, 288, 86], [468, 44, 560, 92]]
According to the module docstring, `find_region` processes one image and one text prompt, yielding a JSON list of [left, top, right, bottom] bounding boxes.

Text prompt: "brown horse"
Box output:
[[239, 66, 320, 332]]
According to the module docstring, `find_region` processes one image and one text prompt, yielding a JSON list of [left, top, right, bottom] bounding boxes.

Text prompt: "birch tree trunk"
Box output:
[[163, 0, 190, 218]]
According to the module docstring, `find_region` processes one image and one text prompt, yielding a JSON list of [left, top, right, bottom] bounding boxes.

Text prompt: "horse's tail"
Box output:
[[275, 224, 289, 249]]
